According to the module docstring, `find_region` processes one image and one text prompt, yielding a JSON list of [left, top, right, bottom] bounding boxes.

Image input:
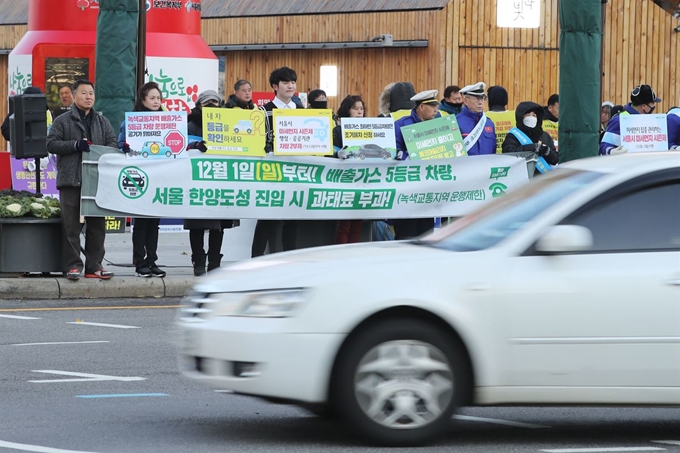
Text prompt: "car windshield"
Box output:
[[418, 169, 605, 252]]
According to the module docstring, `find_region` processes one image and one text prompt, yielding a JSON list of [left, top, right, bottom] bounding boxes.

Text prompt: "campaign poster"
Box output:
[[620, 114, 669, 153], [124, 111, 189, 160], [401, 115, 466, 160], [201, 107, 266, 157], [273, 110, 334, 156], [340, 118, 397, 160]]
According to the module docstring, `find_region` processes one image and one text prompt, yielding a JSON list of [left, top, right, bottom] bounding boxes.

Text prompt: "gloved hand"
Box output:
[[75, 139, 91, 153], [39, 157, 49, 170], [187, 140, 208, 152], [396, 150, 404, 160], [122, 142, 131, 154], [337, 148, 349, 160], [538, 143, 550, 156], [610, 146, 627, 155], [27, 160, 36, 172]]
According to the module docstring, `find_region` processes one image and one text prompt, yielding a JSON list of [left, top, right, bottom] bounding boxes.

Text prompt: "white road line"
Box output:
[[67, 322, 139, 329], [653, 441, 680, 446], [453, 414, 550, 429], [0, 314, 41, 320], [13, 341, 110, 347], [0, 439, 97, 453], [29, 370, 146, 384], [540, 447, 666, 452]]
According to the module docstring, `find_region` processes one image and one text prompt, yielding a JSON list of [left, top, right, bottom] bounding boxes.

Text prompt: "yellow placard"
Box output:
[[202, 108, 266, 156], [272, 109, 334, 156], [543, 119, 558, 149], [486, 110, 515, 154]]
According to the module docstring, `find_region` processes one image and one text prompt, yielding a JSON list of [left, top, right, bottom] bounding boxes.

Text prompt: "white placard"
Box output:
[[620, 114, 669, 153]]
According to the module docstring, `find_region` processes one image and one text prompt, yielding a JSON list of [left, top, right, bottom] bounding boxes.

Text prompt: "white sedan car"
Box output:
[[176, 153, 680, 446]]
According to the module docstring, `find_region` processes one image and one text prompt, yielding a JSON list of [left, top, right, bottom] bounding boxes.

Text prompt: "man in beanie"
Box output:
[[600, 84, 662, 155], [487, 86, 509, 112], [456, 82, 497, 155], [486, 85, 511, 154], [377, 82, 416, 120]]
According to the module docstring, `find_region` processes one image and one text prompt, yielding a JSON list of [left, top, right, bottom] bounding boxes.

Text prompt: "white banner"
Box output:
[[620, 114, 669, 152], [92, 153, 530, 220]]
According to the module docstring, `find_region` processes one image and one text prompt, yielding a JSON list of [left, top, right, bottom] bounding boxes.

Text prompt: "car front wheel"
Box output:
[[332, 318, 467, 446]]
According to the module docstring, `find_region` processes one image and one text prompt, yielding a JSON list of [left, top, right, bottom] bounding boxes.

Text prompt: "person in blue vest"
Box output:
[[502, 101, 559, 174], [456, 82, 497, 155], [667, 106, 680, 150], [600, 84, 661, 155]]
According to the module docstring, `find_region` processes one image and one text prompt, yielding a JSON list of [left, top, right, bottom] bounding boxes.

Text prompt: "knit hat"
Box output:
[[487, 86, 508, 108], [196, 90, 221, 106]]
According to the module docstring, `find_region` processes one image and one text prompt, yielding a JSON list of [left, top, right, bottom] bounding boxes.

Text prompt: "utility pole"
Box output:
[[137, 0, 147, 91]]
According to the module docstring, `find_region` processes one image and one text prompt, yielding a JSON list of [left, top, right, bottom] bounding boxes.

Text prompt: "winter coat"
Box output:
[[667, 108, 680, 149], [224, 94, 255, 110], [377, 82, 416, 117], [438, 100, 462, 116], [46, 106, 118, 189], [501, 101, 559, 166], [455, 106, 497, 155], [600, 103, 639, 155], [183, 106, 238, 231]]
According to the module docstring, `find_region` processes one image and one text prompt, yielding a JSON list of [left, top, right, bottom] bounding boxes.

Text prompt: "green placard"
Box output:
[[402, 115, 466, 160]]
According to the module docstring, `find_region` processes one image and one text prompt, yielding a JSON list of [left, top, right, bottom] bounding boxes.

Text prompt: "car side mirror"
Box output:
[[535, 225, 593, 254]]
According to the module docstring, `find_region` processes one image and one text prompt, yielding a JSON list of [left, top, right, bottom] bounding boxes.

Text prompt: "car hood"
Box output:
[[194, 241, 468, 293]]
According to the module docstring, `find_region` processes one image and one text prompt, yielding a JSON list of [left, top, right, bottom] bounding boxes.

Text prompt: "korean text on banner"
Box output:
[[340, 118, 397, 160], [124, 111, 188, 159], [486, 110, 515, 154], [620, 114, 669, 153], [10, 157, 58, 196], [402, 115, 466, 160], [92, 152, 530, 220], [273, 110, 334, 156], [202, 107, 266, 157], [542, 119, 559, 151]]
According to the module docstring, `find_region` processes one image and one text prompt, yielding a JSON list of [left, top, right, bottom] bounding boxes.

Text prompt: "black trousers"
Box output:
[[393, 218, 434, 240], [59, 186, 106, 274], [189, 228, 224, 258], [132, 217, 160, 268], [251, 220, 297, 257]]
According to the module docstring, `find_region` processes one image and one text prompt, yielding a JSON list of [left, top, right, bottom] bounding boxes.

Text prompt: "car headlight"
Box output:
[[212, 289, 307, 318]]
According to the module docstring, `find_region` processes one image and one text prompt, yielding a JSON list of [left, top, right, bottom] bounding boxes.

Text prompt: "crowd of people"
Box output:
[[5, 66, 678, 281]]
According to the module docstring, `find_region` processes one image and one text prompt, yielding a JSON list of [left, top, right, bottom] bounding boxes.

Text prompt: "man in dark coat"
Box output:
[[46, 79, 118, 281]]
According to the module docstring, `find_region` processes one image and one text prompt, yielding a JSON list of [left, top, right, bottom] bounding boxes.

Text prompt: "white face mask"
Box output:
[[523, 116, 538, 128]]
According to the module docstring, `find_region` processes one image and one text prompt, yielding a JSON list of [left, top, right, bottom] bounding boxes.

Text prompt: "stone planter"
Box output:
[[0, 217, 63, 273]]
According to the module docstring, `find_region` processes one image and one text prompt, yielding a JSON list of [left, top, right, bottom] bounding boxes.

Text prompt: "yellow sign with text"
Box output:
[[543, 120, 558, 150], [202, 108, 266, 157], [486, 110, 515, 154]]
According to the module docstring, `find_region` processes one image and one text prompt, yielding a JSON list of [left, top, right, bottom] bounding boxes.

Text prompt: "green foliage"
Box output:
[[0, 193, 60, 219]]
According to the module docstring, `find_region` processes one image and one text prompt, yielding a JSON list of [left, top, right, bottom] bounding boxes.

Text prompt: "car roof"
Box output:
[[560, 152, 680, 174]]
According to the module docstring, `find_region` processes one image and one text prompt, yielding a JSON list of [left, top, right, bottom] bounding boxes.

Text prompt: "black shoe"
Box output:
[[136, 266, 152, 278], [192, 253, 206, 276], [149, 265, 166, 278]]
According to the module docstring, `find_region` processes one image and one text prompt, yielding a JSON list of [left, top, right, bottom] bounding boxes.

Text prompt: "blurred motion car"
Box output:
[[176, 152, 680, 446]]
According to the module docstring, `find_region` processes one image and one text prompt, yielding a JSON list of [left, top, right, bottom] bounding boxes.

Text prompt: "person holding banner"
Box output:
[[332, 94, 366, 244], [456, 82, 497, 155], [667, 106, 680, 150], [502, 101, 559, 174], [600, 84, 662, 155], [118, 82, 166, 278], [184, 89, 238, 276]]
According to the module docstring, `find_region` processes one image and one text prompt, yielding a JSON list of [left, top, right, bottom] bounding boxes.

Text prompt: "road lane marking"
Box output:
[[13, 341, 110, 347], [67, 322, 139, 329], [653, 442, 680, 446], [0, 314, 41, 320], [0, 439, 97, 453], [540, 448, 666, 452], [453, 414, 550, 429], [29, 370, 146, 383], [0, 305, 180, 313], [77, 393, 168, 398]]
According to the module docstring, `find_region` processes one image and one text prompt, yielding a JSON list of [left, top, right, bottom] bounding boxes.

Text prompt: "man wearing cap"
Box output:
[[600, 84, 662, 155], [456, 82, 497, 155], [394, 89, 441, 159], [391, 90, 440, 239]]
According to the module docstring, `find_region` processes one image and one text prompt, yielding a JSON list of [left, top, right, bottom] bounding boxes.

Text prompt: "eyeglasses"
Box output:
[[465, 95, 488, 101]]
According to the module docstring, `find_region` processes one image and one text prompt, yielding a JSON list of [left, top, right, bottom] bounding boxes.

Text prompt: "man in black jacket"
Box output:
[[251, 67, 304, 257], [46, 79, 118, 281]]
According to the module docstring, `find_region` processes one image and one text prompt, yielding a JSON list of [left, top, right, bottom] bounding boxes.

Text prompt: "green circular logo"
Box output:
[[119, 166, 149, 199]]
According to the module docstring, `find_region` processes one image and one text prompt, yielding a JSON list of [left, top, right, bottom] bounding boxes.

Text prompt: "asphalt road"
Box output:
[[1, 298, 679, 453]]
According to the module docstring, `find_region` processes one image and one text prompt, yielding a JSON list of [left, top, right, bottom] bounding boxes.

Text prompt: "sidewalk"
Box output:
[[0, 221, 257, 301]]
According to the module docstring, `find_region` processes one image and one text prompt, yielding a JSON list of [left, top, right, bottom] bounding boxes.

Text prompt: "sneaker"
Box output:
[[66, 269, 81, 281], [136, 267, 152, 278], [85, 269, 114, 279], [149, 265, 166, 278]]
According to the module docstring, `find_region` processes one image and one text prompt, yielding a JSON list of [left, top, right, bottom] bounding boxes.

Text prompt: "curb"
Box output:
[[0, 275, 196, 300]]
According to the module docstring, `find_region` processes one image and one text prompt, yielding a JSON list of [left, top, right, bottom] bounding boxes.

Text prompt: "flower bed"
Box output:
[[0, 189, 60, 219]]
